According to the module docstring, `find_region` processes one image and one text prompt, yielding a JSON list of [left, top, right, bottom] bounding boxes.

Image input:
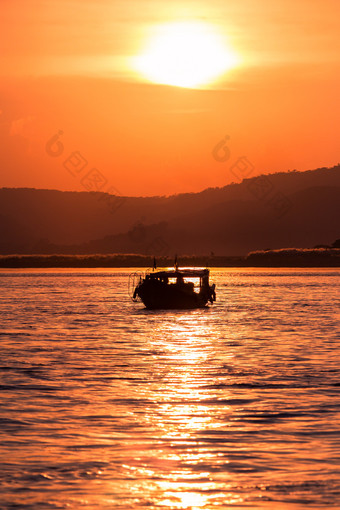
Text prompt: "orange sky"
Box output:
[[0, 0, 339, 196]]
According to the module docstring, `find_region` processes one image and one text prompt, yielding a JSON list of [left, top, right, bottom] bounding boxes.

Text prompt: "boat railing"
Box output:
[[128, 272, 144, 301]]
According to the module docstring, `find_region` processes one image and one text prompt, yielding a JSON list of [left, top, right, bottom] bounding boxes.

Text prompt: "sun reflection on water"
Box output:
[[121, 310, 240, 508], [159, 490, 208, 509]]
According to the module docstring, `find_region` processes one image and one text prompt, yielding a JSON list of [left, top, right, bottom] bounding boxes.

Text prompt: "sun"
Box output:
[[132, 21, 239, 89]]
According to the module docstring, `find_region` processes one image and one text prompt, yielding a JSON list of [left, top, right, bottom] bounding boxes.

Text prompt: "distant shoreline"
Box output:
[[0, 251, 339, 268], [0, 254, 245, 268]]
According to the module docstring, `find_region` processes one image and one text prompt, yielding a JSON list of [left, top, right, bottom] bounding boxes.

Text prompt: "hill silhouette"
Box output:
[[0, 165, 339, 256]]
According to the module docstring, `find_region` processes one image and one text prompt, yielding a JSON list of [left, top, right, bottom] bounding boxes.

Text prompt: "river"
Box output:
[[0, 268, 339, 509]]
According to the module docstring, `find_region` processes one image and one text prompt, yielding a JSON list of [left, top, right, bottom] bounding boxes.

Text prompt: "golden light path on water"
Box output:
[[120, 312, 244, 509]]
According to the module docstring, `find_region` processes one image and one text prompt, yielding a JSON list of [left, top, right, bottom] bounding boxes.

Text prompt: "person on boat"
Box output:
[[210, 283, 216, 302], [186, 281, 194, 293], [175, 274, 195, 294], [176, 273, 184, 285]]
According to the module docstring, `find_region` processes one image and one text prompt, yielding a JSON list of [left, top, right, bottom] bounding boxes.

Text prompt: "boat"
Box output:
[[131, 267, 216, 310]]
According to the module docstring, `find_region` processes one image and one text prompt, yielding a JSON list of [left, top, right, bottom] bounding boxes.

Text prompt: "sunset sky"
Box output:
[[1, 0, 339, 196]]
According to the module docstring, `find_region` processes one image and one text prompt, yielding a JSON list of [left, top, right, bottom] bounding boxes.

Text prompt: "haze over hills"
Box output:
[[0, 165, 339, 256]]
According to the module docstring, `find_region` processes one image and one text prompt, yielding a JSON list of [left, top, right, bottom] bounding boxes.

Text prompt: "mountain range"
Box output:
[[0, 165, 339, 256]]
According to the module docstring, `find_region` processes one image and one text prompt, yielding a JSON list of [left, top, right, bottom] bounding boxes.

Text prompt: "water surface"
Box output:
[[0, 268, 339, 509]]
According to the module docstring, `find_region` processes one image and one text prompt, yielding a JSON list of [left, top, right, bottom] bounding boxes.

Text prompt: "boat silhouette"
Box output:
[[132, 267, 216, 310]]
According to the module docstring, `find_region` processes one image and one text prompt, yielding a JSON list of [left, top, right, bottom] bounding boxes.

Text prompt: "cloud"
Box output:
[[9, 116, 36, 138]]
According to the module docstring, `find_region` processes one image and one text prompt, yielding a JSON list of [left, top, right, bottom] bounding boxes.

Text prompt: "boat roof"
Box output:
[[149, 267, 209, 278]]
